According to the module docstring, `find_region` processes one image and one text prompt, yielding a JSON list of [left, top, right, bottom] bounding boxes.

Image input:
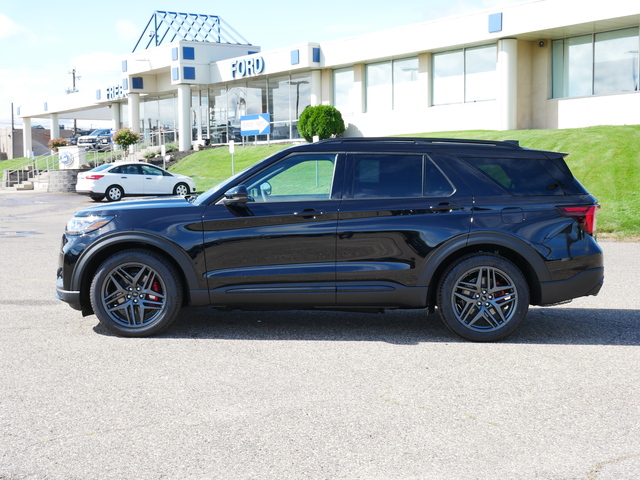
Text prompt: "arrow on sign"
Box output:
[[240, 113, 271, 136]]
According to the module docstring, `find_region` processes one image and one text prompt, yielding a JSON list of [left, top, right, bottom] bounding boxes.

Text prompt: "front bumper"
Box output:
[[56, 277, 82, 311]]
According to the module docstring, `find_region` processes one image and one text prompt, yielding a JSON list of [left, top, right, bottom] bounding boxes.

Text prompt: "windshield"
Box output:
[[90, 163, 112, 172]]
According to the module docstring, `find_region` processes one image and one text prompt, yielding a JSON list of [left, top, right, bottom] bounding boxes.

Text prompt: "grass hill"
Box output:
[[170, 126, 640, 239], [2, 125, 637, 238]]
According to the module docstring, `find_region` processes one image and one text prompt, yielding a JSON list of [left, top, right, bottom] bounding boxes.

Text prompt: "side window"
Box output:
[[351, 154, 423, 198], [141, 165, 163, 176], [245, 154, 337, 203], [425, 157, 455, 197], [122, 164, 141, 175], [464, 157, 564, 195]]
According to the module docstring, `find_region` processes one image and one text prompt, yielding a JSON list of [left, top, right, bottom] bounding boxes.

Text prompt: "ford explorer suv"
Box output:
[[56, 137, 603, 341]]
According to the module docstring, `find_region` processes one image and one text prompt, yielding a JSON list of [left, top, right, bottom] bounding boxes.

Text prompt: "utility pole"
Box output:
[[68, 68, 80, 93], [68, 68, 80, 132]]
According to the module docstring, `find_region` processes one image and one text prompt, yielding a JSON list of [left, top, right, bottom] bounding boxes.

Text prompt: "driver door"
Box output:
[[200, 153, 344, 308]]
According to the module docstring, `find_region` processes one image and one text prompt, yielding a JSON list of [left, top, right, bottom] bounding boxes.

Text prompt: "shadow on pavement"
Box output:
[[94, 306, 640, 346]]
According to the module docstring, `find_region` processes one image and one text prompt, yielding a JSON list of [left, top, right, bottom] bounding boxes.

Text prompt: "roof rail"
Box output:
[[317, 137, 523, 149]]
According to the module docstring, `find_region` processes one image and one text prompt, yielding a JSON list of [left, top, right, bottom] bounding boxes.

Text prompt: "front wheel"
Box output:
[[437, 253, 529, 342], [89, 249, 183, 337], [173, 182, 189, 196]]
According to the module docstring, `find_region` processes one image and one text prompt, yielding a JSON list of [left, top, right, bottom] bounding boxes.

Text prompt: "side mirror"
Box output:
[[222, 185, 249, 205]]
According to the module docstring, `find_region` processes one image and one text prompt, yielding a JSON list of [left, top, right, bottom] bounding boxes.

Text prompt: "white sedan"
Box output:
[[76, 162, 196, 202]]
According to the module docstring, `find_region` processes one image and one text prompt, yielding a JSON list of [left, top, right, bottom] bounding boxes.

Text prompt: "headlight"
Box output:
[[66, 215, 115, 235]]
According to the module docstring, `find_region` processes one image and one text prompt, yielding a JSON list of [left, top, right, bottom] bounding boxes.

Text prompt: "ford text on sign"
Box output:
[[231, 56, 265, 78]]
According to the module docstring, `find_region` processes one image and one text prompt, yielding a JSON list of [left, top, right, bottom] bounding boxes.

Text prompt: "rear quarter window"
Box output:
[[462, 157, 566, 195]]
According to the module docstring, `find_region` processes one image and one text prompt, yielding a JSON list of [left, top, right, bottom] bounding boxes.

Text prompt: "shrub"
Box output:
[[112, 128, 141, 150], [165, 142, 179, 153], [48, 137, 68, 151], [297, 105, 346, 143]]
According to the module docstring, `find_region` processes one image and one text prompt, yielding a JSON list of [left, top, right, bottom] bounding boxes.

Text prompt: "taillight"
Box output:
[[556, 205, 599, 235], [85, 174, 104, 180]]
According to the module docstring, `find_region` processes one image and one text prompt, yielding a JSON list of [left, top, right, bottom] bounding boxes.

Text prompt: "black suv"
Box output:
[[56, 138, 603, 341]]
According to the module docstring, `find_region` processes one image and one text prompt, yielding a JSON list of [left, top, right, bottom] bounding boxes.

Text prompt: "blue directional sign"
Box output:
[[240, 113, 271, 136]]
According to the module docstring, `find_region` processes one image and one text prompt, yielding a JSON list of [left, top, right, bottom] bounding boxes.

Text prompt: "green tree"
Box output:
[[297, 105, 346, 143], [112, 128, 141, 150]]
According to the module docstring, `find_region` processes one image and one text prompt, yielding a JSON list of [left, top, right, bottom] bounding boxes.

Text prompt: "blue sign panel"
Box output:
[[240, 113, 271, 136]]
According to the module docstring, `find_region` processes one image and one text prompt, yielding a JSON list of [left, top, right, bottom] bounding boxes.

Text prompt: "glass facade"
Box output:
[[139, 95, 178, 146], [138, 74, 312, 146], [432, 45, 496, 105], [552, 27, 640, 99]]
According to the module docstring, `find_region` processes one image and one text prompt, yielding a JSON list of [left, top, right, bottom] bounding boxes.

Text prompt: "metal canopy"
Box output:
[[133, 11, 251, 52]]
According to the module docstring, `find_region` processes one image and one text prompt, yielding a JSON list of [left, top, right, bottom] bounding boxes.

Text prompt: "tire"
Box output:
[[106, 185, 124, 202], [90, 194, 105, 202], [89, 249, 183, 337], [173, 182, 189, 196], [437, 253, 529, 342]]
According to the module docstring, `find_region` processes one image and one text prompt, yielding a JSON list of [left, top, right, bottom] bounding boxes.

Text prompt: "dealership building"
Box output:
[[15, 0, 640, 157]]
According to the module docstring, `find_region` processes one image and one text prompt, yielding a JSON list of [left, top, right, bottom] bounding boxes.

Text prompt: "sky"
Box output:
[[0, 0, 525, 130]]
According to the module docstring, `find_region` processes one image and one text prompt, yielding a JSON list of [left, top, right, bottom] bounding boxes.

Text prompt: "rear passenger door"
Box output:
[[110, 164, 145, 195], [336, 152, 473, 306]]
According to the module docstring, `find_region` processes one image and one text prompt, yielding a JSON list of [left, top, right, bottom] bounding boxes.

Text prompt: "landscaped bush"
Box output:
[[297, 105, 346, 143], [112, 128, 141, 150], [48, 138, 68, 151]]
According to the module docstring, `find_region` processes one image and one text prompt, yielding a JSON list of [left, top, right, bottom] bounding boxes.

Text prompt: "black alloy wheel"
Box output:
[[89, 249, 183, 337], [437, 253, 529, 342]]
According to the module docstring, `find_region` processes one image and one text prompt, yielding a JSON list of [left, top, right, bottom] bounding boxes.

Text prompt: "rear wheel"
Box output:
[[173, 182, 189, 196], [89, 249, 183, 337], [437, 253, 529, 342], [106, 185, 123, 202]]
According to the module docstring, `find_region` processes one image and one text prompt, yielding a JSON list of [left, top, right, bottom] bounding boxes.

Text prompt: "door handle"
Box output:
[[429, 203, 461, 212], [294, 209, 325, 219]]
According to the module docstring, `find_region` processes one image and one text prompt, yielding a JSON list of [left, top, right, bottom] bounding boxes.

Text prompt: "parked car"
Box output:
[[77, 129, 113, 151], [68, 130, 93, 146], [57, 138, 603, 341], [76, 162, 196, 202]]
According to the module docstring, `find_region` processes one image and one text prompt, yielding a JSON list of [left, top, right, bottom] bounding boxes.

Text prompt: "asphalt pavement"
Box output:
[[1, 190, 639, 480]]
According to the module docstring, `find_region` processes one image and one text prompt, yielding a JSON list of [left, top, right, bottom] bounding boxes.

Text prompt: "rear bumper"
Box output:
[[538, 266, 604, 305]]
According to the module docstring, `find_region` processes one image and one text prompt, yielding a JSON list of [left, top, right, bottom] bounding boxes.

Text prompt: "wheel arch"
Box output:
[[71, 233, 203, 314], [421, 232, 549, 309]]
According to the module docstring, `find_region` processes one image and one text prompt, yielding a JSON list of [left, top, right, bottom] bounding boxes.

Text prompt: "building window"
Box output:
[[465, 46, 497, 102], [366, 61, 392, 112], [552, 27, 639, 99], [393, 57, 419, 110], [365, 58, 419, 112], [333, 67, 355, 114], [432, 45, 496, 105]]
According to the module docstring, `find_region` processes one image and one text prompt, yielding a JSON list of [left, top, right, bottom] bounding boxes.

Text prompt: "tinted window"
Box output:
[[425, 157, 455, 197], [352, 154, 423, 198], [463, 157, 565, 195]]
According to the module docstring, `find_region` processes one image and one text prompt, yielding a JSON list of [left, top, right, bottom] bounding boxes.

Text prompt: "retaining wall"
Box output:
[[48, 169, 81, 193]]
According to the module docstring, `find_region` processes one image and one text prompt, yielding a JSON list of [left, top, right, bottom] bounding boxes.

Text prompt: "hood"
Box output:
[[74, 196, 197, 217]]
